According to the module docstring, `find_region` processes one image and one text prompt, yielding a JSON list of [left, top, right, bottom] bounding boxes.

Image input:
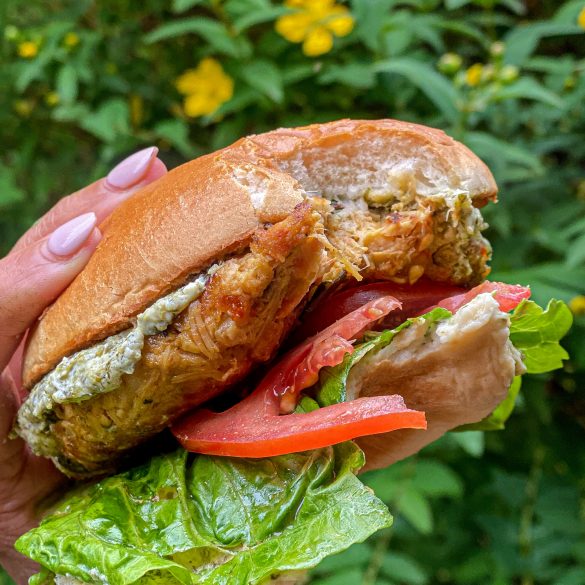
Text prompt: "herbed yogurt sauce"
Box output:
[[16, 271, 214, 457]]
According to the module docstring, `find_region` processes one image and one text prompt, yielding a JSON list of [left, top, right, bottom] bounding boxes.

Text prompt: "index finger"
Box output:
[[11, 148, 167, 255]]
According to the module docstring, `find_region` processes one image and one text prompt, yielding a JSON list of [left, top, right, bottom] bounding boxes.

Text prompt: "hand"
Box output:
[[0, 147, 167, 584]]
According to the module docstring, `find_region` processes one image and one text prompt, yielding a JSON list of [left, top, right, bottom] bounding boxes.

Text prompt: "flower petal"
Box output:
[[326, 11, 354, 37], [302, 26, 334, 57], [175, 70, 201, 95], [184, 93, 218, 117], [276, 13, 314, 43]]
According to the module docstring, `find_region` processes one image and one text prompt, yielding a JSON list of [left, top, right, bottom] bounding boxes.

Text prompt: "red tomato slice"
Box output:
[[421, 281, 531, 314], [173, 396, 426, 458], [293, 279, 465, 341], [172, 295, 427, 458]]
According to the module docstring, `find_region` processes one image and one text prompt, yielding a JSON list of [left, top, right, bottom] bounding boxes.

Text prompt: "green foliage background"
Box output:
[[1, 1, 584, 584]]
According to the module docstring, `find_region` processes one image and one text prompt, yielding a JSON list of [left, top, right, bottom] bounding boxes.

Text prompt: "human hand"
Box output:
[[0, 147, 167, 584]]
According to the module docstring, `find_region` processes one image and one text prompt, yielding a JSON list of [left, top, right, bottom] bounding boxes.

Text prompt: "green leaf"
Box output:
[[56, 64, 78, 105], [313, 543, 371, 574], [144, 18, 243, 58], [491, 264, 585, 305], [232, 6, 290, 33], [445, 0, 472, 8], [239, 60, 284, 103], [566, 232, 585, 268], [311, 569, 366, 585], [410, 460, 463, 498], [318, 63, 376, 89], [172, 0, 207, 13], [380, 552, 428, 585], [17, 446, 392, 585], [397, 490, 433, 534], [509, 299, 572, 374], [282, 63, 316, 85], [0, 163, 25, 208], [153, 119, 200, 159], [464, 132, 543, 175], [553, 0, 585, 24], [492, 77, 564, 108], [351, 0, 398, 53], [374, 59, 460, 123], [452, 431, 485, 457], [504, 21, 584, 65], [79, 99, 130, 143]]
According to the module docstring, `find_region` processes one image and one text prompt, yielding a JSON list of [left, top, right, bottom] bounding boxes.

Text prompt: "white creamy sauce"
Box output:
[[16, 274, 210, 457]]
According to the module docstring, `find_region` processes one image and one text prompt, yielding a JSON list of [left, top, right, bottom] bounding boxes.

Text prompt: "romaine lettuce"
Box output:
[[17, 444, 392, 585]]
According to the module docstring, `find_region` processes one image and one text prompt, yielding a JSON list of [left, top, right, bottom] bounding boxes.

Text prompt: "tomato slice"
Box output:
[[421, 281, 531, 314], [172, 396, 426, 458], [293, 279, 465, 341], [172, 296, 427, 457]]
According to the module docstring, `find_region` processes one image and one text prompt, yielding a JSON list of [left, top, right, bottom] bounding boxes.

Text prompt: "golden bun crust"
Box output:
[[23, 155, 304, 387], [23, 119, 496, 388]]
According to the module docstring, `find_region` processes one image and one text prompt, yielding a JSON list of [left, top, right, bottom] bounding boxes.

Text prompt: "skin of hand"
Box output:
[[0, 147, 168, 584]]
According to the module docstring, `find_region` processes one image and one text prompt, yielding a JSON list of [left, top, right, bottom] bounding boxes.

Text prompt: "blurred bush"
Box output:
[[1, 1, 584, 584]]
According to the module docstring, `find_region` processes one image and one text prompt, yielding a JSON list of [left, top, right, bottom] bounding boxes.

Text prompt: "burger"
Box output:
[[13, 120, 571, 585]]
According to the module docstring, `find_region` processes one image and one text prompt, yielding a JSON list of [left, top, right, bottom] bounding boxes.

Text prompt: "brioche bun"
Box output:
[[24, 119, 495, 388]]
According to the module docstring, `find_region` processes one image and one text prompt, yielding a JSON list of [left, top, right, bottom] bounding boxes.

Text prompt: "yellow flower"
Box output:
[[63, 32, 80, 48], [465, 63, 483, 87], [45, 92, 60, 107], [18, 40, 39, 59], [569, 295, 585, 316], [578, 6, 585, 29], [175, 58, 234, 118], [276, 0, 355, 57]]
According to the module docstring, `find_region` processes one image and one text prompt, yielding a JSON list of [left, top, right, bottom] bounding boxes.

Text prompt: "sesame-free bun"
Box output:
[[23, 119, 496, 388]]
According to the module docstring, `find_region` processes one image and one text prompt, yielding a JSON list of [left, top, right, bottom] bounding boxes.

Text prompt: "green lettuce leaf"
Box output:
[[509, 299, 572, 374], [17, 445, 392, 585], [457, 298, 571, 432], [317, 307, 452, 407]]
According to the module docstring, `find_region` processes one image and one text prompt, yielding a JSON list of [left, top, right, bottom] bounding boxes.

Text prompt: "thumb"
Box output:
[[0, 213, 101, 371]]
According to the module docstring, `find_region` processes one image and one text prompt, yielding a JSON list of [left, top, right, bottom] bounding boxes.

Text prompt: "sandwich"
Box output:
[[13, 119, 571, 585]]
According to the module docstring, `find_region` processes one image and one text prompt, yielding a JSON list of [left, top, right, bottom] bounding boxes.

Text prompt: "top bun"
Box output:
[[23, 119, 496, 388]]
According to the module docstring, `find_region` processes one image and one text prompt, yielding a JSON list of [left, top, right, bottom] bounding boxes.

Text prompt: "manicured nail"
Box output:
[[106, 146, 158, 190], [48, 213, 97, 257]]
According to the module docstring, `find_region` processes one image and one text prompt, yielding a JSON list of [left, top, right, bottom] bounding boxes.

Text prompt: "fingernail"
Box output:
[[48, 213, 97, 257], [106, 146, 158, 190]]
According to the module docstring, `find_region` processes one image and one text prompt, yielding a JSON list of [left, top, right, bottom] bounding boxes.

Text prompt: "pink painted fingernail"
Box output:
[[106, 146, 158, 190], [48, 212, 97, 257]]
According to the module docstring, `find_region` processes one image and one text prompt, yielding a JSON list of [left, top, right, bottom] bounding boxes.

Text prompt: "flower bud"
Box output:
[[490, 41, 505, 58], [499, 64, 519, 84], [438, 53, 462, 75]]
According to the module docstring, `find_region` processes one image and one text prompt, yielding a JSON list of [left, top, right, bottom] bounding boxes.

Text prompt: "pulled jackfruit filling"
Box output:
[[319, 190, 490, 286]]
